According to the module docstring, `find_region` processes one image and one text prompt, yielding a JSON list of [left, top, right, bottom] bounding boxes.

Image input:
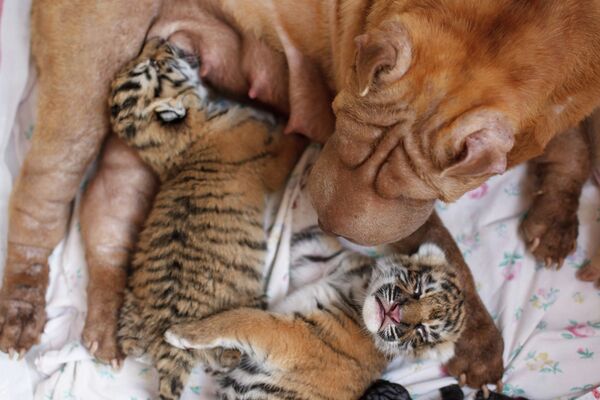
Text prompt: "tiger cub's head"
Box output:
[[362, 244, 465, 362], [111, 38, 206, 129], [110, 39, 243, 177]]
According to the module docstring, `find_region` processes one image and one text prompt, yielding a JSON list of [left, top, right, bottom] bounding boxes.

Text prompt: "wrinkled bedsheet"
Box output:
[[1, 2, 599, 399]]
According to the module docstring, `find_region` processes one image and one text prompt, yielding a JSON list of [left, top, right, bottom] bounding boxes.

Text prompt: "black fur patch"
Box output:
[[360, 380, 411, 400]]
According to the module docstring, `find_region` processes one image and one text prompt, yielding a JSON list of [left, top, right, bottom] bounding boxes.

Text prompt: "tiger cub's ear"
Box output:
[[416, 243, 447, 265]]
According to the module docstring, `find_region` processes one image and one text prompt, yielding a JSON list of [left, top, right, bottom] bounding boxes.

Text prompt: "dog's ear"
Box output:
[[440, 110, 515, 178], [354, 20, 412, 97]]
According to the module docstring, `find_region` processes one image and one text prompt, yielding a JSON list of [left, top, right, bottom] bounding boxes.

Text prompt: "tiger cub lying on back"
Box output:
[[109, 38, 305, 400], [166, 227, 466, 400]]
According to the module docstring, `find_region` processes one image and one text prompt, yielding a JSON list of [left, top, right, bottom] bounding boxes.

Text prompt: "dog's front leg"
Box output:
[[0, 0, 160, 356], [520, 123, 590, 268], [80, 136, 157, 365], [393, 212, 504, 392]]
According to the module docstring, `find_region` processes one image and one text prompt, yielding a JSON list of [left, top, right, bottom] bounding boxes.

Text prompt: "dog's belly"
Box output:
[[146, 0, 289, 113]]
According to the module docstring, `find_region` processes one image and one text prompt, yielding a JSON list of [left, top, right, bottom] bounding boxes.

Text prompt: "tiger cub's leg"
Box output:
[[81, 136, 157, 364], [520, 124, 590, 268], [165, 308, 299, 365], [117, 290, 148, 358], [0, 0, 159, 356]]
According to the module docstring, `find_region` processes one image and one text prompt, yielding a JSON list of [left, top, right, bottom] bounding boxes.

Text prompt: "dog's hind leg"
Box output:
[[81, 136, 157, 364], [0, 0, 160, 356]]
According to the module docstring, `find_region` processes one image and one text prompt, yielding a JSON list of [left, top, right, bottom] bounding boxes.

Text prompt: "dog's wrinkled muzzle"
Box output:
[[308, 140, 434, 246]]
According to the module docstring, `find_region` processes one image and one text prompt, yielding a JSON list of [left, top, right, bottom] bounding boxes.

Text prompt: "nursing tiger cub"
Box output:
[[166, 226, 466, 400], [109, 38, 305, 400]]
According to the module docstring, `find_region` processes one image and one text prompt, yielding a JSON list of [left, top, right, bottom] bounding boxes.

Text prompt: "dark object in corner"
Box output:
[[475, 388, 530, 400], [360, 380, 530, 400], [441, 384, 464, 400], [360, 380, 412, 400]]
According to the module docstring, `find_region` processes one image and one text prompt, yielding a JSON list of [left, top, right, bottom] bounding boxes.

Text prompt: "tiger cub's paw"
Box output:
[[199, 347, 242, 373], [165, 331, 239, 372]]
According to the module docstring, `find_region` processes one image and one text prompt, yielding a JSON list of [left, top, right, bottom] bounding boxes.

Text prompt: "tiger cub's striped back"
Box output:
[[109, 38, 305, 400]]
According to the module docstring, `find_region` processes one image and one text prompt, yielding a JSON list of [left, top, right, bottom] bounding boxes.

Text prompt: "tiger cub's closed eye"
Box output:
[[157, 109, 187, 122], [155, 102, 187, 123]]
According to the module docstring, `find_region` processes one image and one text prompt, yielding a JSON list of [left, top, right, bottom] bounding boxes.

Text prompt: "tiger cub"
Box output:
[[166, 227, 466, 400], [109, 38, 305, 400]]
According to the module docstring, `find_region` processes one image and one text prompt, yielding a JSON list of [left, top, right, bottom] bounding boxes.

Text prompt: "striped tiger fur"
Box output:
[[166, 227, 466, 400], [108, 38, 305, 400]]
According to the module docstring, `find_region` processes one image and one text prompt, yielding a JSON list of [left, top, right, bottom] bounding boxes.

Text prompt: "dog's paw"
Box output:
[[0, 281, 47, 357], [83, 319, 123, 368], [445, 315, 504, 392], [521, 194, 579, 268], [83, 287, 125, 366]]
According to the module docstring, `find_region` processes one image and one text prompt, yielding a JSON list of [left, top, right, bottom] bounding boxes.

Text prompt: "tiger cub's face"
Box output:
[[362, 244, 465, 362]]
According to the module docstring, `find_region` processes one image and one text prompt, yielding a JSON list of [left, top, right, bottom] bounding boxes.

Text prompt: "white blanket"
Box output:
[[1, 2, 599, 399]]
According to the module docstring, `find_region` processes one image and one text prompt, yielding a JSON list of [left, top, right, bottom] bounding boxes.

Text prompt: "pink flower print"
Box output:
[[593, 387, 600, 399], [567, 323, 596, 338], [502, 261, 522, 281], [529, 287, 559, 310], [468, 183, 489, 199], [456, 232, 481, 257], [500, 252, 524, 281], [577, 347, 594, 359]]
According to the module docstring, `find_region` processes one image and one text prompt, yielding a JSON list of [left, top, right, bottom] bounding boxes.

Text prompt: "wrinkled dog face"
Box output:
[[308, 11, 516, 246], [362, 244, 465, 362]]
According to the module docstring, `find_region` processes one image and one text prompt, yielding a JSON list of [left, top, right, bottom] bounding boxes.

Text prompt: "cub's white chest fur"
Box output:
[[270, 275, 354, 315]]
